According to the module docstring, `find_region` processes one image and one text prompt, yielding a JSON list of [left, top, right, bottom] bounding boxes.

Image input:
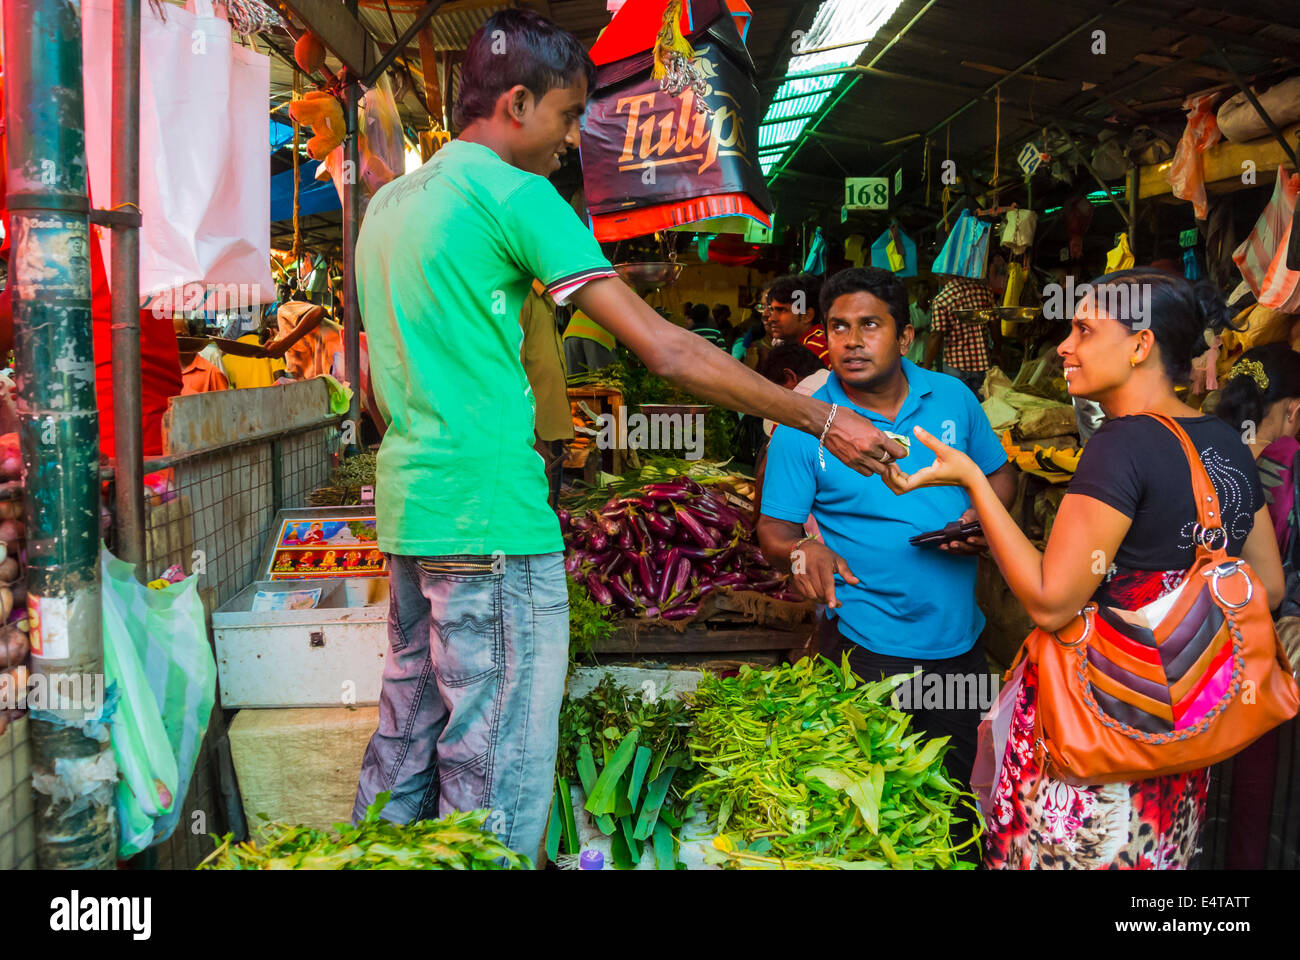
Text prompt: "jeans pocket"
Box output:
[[529, 553, 569, 614], [417, 559, 503, 687]]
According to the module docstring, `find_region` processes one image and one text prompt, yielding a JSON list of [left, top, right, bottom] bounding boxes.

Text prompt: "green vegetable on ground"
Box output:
[[198, 791, 530, 870]]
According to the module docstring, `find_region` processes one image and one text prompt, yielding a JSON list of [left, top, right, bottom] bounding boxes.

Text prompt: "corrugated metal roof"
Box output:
[[355, 3, 508, 52]]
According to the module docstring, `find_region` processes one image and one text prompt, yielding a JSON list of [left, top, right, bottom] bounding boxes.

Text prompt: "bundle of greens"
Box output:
[[551, 674, 696, 869], [308, 452, 379, 506], [686, 655, 982, 870], [567, 577, 617, 661], [198, 792, 530, 870], [561, 456, 749, 516]]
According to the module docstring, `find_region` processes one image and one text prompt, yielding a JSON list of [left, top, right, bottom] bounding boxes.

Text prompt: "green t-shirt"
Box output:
[[357, 140, 615, 556]]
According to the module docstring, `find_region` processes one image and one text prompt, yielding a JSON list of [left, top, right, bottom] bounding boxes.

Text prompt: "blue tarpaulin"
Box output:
[[270, 119, 340, 222], [270, 158, 341, 222]]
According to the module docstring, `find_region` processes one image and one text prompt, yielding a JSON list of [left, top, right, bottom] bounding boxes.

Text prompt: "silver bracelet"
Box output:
[[817, 403, 838, 471]]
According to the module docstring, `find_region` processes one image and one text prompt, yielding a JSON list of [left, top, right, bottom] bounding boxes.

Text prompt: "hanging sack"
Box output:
[[1105, 232, 1135, 272], [1216, 76, 1300, 144], [932, 210, 991, 278], [1000, 208, 1038, 254], [81, 0, 275, 309], [102, 548, 217, 857], [869, 223, 917, 277], [1233, 171, 1300, 313], [1019, 414, 1298, 785]]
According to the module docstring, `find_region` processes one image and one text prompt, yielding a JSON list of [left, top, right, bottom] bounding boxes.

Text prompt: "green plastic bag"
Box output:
[[102, 548, 216, 857]]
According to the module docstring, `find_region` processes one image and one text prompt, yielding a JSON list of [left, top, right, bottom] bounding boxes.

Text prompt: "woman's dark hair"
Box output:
[[818, 266, 910, 336], [768, 273, 822, 319], [452, 9, 596, 131], [1085, 268, 1224, 383], [1214, 341, 1300, 435], [758, 343, 824, 385]]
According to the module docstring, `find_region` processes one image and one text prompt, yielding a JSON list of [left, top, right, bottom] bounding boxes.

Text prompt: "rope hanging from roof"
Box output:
[[993, 89, 1001, 191], [940, 125, 952, 232], [291, 68, 303, 269]]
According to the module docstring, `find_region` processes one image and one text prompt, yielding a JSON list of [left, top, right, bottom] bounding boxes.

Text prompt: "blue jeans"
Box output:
[[353, 553, 569, 861]]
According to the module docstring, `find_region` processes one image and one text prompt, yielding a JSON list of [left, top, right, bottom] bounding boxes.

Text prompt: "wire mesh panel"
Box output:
[[0, 716, 35, 869], [130, 418, 340, 869]]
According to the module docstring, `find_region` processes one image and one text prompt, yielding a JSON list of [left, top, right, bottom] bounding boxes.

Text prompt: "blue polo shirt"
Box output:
[[761, 360, 1008, 660]]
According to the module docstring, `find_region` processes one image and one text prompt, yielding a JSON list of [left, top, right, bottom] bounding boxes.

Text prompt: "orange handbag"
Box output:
[[1022, 413, 1299, 785]]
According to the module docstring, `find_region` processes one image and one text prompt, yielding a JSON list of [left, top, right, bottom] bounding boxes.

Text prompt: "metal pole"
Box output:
[[1049, 122, 1130, 228], [361, 0, 448, 88], [1127, 164, 1138, 257], [343, 78, 362, 454], [112, 0, 147, 579], [3, 0, 118, 868]]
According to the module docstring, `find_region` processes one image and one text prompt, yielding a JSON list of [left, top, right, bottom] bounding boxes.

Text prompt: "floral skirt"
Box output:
[[983, 660, 1208, 869]]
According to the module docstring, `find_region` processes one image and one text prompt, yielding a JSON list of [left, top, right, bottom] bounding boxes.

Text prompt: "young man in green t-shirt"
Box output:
[[353, 8, 905, 860]]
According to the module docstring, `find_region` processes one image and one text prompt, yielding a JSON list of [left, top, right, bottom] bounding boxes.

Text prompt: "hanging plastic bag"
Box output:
[[971, 656, 1027, 820], [81, 0, 275, 308], [1000, 208, 1038, 254], [102, 548, 216, 857], [1105, 232, 1135, 272], [1233, 172, 1300, 313], [870, 223, 917, 277], [932, 210, 991, 278], [803, 226, 827, 276], [1166, 92, 1222, 221], [317, 74, 406, 211]]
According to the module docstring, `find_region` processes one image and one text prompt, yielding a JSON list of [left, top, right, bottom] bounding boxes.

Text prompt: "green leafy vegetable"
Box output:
[[198, 792, 530, 870]]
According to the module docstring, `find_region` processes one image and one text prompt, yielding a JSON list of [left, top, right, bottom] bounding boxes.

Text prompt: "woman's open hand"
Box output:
[[881, 425, 979, 494]]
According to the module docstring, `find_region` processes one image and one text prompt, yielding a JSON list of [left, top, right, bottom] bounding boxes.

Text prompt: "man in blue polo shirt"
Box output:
[[758, 266, 1016, 787]]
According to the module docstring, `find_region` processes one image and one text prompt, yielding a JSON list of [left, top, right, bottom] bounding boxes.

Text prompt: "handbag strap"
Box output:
[[1137, 412, 1230, 560]]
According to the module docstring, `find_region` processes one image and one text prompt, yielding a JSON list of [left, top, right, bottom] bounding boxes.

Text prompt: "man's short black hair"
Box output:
[[758, 343, 824, 385], [453, 9, 596, 131], [768, 273, 823, 319], [689, 303, 712, 326], [819, 267, 910, 336]]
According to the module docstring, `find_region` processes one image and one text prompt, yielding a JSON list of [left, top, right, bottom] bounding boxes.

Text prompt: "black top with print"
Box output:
[[1068, 414, 1264, 570]]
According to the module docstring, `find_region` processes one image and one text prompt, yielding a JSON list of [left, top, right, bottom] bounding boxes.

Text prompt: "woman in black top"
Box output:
[[886, 269, 1284, 869]]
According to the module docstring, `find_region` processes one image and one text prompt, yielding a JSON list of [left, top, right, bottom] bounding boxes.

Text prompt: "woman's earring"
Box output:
[[1129, 355, 1139, 368]]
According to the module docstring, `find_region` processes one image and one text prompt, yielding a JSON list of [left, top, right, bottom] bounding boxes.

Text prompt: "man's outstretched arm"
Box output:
[[571, 277, 906, 476]]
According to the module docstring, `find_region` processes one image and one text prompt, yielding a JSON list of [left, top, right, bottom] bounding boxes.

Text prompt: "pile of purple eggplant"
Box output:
[[560, 477, 803, 621]]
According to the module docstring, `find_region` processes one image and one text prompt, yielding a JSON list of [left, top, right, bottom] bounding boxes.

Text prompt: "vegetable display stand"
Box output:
[[565, 386, 625, 480], [597, 588, 815, 658]]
